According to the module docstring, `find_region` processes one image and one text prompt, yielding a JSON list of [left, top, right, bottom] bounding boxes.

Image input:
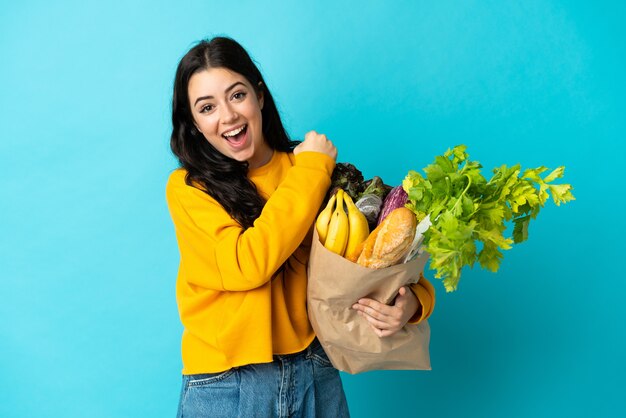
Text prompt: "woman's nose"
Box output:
[[220, 103, 239, 124]]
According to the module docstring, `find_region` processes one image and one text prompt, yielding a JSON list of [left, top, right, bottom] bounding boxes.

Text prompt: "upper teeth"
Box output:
[[223, 125, 246, 137]]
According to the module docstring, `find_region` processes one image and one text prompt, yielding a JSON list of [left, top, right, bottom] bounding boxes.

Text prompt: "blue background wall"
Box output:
[[1, 1, 624, 417]]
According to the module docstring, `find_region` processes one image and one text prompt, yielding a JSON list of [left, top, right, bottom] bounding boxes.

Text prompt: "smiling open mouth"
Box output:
[[222, 124, 248, 144]]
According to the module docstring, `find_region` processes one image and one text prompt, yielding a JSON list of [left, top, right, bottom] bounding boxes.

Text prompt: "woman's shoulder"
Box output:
[[165, 168, 221, 209], [166, 168, 205, 195], [166, 168, 189, 189]]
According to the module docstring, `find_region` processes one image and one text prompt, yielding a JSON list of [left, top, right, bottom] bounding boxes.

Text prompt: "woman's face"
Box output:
[[188, 67, 271, 169]]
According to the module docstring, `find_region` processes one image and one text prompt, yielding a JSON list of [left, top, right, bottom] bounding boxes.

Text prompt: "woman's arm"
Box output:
[[351, 275, 436, 337], [166, 132, 336, 292]]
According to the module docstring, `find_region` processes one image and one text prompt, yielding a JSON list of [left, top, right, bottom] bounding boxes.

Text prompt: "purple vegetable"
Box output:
[[376, 186, 408, 225]]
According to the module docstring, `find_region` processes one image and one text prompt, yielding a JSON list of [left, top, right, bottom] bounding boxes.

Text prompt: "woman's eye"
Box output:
[[233, 91, 247, 100], [200, 104, 214, 113]]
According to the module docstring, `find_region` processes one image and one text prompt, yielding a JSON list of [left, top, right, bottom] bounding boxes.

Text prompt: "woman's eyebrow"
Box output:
[[194, 81, 246, 106]]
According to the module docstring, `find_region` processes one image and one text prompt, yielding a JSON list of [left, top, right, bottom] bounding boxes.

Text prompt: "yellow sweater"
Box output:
[[166, 151, 435, 374]]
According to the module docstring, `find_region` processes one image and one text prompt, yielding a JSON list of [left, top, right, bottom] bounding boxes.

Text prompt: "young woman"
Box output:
[[166, 37, 435, 417]]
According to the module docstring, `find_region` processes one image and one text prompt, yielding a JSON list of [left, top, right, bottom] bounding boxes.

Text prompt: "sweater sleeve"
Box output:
[[407, 274, 436, 324], [166, 152, 335, 291]]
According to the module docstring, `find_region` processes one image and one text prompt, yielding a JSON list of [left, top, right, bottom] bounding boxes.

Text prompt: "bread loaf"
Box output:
[[355, 207, 417, 269]]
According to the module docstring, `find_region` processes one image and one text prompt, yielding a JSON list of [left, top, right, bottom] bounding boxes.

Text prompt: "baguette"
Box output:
[[355, 207, 417, 269]]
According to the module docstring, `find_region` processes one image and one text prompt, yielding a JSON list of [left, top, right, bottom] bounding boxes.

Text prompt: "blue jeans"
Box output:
[[176, 338, 350, 418]]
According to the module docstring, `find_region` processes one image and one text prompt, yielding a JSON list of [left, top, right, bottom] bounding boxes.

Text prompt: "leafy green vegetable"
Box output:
[[402, 145, 575, 292], [330, 162, 365, 201], [358, 176, 393, 201]]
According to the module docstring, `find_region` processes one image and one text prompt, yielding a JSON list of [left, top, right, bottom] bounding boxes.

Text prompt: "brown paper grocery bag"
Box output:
[[307, 229, 431, 374]]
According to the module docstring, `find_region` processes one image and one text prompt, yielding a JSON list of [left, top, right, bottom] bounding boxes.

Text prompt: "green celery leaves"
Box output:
[[403, 145, 575, 292]]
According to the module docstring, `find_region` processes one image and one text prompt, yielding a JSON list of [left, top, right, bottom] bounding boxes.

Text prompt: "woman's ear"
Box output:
[[257, 82, 264, 110]]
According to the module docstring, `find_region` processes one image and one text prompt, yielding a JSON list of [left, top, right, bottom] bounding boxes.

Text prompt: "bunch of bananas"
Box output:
[[316, 189, 370, 258]]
